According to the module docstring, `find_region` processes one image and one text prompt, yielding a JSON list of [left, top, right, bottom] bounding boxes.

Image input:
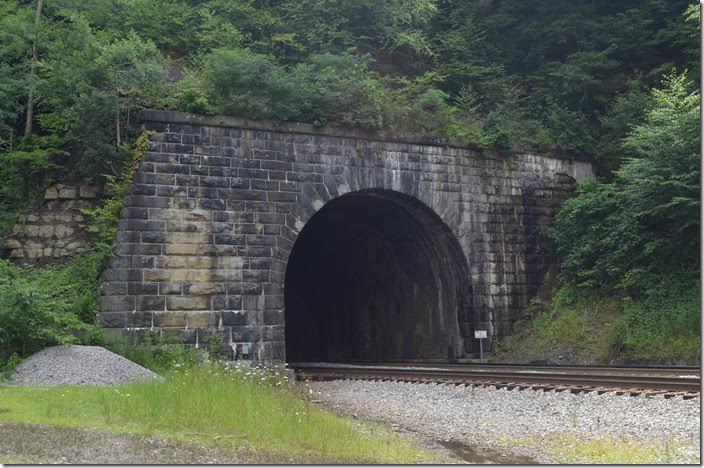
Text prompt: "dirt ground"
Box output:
[[0, 423, 255, 464]]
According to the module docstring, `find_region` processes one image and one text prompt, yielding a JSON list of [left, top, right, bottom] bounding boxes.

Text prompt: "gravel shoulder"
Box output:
[[303, 380, 701, 464]]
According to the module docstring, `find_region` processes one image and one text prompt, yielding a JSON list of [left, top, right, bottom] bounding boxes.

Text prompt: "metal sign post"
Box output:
[[474, 330, 487, 362]]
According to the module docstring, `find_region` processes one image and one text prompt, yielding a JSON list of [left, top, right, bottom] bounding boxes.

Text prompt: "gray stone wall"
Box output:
[[2, 183, 101, 264], [99, 110, 594, 361]]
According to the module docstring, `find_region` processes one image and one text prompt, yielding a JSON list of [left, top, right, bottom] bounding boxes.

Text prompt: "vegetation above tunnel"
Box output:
[[0, 0, 700, 367], [0, 1, 698, 213]]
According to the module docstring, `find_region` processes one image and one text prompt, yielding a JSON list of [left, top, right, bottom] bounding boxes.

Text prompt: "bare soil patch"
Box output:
[[0, 423, 250, 464]]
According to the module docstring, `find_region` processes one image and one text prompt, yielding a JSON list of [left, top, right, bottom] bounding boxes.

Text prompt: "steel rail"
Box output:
[[291, 363, 701, 395], [290, 361, 700, 376]]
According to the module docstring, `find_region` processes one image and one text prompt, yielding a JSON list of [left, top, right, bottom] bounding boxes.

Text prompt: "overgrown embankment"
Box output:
[[0, 253, 106, 375], [493, 74, 700, 366], [491, 279, 700, 366], [0, 134, 149, 374], [0, 348, 442, 464]]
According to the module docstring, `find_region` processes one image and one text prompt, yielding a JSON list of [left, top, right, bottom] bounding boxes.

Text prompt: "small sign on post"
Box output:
[[474, 330, 487, 362]]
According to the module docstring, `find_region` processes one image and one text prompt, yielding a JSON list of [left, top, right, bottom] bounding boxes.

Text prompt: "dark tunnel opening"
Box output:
[[284, 189, 473, 363]]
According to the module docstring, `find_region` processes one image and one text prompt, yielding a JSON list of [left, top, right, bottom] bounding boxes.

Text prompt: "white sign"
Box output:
[[474, 330, 487, 339]]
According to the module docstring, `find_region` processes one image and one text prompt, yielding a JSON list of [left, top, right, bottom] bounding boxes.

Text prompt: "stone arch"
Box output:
[[282, 188, 473, 362]]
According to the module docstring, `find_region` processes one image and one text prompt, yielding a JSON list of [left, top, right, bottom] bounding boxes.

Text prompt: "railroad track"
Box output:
[[291, 362, 701, 399]]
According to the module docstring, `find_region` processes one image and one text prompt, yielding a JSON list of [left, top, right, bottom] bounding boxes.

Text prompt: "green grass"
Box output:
[[608, 277, 701, 361], [546, 434, 691, 464], [490, 297, 620, 364], [0, 361, 438, 464], [500, 433, 694, 464], [0, 454, 43, 464], [491, 278, 700, 365]]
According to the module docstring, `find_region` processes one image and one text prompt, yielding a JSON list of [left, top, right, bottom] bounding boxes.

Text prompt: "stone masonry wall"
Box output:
[[2, 183, 101, 264], [99, 110, 594, 361]]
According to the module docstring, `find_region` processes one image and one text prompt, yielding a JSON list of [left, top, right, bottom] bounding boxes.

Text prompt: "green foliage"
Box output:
[[0, 1, 34, 124], [596, 82, 652, 176], [607, 275, 700, 360], [0, 0, 697, 206], [491, 292, 610, 364], [493, 279, 699, 364], [82, 132, 152, 249], [175, 71, 214, 115], [106, 326, 228, 374], [39, 31, 170, 181], [0, 352, 21, 379], [549, 73, 700, 293], [0, 148, 56, 238], [0, 255, 105, 369], [274, 0, 437, 69], [202, 48, 306, 121], [293, 53, 387, 129]]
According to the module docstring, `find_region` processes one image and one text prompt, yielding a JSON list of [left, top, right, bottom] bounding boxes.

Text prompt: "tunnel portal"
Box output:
[[99, 110, 594, 361], [284, 190, 473, 363]]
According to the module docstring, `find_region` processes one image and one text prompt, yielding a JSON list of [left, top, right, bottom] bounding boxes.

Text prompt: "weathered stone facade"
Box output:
[[99, 110, 593, 361], [2, 183, 101, 264]]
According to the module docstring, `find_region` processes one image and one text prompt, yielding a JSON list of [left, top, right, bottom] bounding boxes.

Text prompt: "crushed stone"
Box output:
[[306, 379, 701, 464], [10, 345, 162, 387]]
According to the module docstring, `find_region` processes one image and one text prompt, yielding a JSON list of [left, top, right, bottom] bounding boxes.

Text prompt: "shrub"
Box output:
[[292, 53, 386, 129], [203, 48, 306, 121], [0, 258, 104, 368], [82, 131, 151, 249], [549, 73, 700, 294], [0, 132, 154, 372], [607, 275, 700, 360], [105, 329, 226, 373], [175, 71, 215, 115]]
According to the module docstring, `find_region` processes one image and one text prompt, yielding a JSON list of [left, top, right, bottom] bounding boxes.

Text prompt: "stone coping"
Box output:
[[139, 109, 593, 163]]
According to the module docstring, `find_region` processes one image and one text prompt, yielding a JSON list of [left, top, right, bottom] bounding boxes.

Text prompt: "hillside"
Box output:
[[0, 0, 700, 368]]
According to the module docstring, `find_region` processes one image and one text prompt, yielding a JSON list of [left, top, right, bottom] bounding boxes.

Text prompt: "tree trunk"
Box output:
[[24, 0, 44, 136], [116, 104, 121, 147]]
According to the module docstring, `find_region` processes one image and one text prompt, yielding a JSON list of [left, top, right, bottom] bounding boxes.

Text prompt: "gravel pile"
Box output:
[[307, 379, 701, 464], [11, 345, 162, 387]]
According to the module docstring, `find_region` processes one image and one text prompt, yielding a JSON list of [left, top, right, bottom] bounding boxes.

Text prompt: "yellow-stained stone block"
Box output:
[[146, 269, 217, 283], [164, 256, 216, 269], [182, 210, 210, 221], [163, 244, 200, 255], [79, 185, 98, 198], [4, 238, 21, 249], [44, 187, 58, 199], [187, 312, 219, 328], [149, 209, 182, 220], [143, 269, 172, 282], [165, 231, 210, 244], [167, 296, 209, 311], [216, 257, 245, 269], [58, 186, 78, 199], [154, 311, 187, 327], [187, 283, 226, 295]]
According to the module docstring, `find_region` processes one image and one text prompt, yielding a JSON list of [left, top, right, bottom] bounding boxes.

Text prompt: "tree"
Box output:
[[549, 73, 700, 292], [0, 2, 35, 145], [38, 31, 170, 179], [24, 0, 43, 136]]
